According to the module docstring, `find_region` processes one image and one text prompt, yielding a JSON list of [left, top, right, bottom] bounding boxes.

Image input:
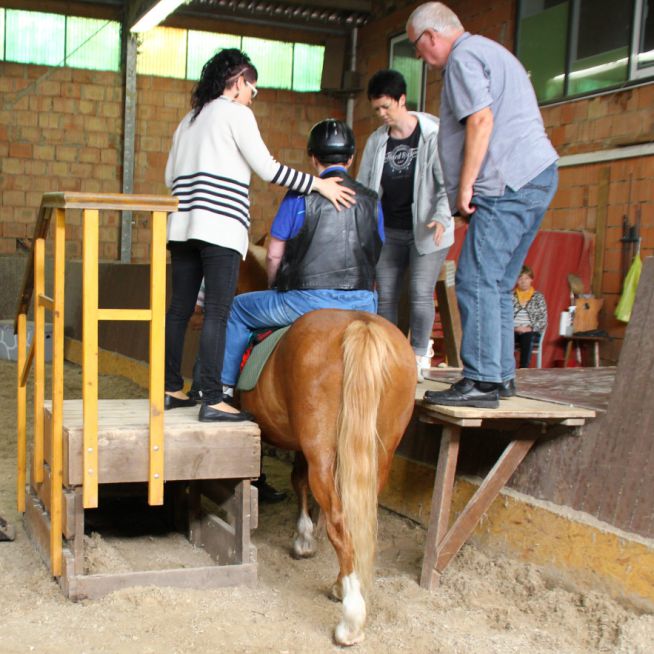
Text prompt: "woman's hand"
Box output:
[[427, 221, 445, 247], [189, 305, 204, 331], [313, 176, 356, 210]]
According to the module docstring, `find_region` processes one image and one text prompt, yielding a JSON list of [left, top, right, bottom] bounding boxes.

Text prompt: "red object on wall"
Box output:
[[446, 225, 594, 369]]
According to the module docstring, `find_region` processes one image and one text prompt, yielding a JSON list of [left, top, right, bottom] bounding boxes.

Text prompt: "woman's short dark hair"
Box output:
[[520, 265, 534, 279], [191, 48, 258, 121], [367, 69, 407, 101]]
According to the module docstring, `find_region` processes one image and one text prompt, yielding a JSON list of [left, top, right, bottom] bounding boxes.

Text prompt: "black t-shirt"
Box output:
[[381, 122, 420, 230]]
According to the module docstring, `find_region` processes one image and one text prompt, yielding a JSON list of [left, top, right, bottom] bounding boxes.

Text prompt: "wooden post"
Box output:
[[435, 261, 462, 367], [49, 208, 66, 576], [420, 424, 461, 590], [82, 209, 99, 509], [33, 237, 46, 484], [148, 211, 166, 505], [16, 313, 27, 513]]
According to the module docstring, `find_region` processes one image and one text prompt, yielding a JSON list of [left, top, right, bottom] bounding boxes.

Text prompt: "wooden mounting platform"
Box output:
[[25, 399, 261, 600], [415, 374, 596, 590]]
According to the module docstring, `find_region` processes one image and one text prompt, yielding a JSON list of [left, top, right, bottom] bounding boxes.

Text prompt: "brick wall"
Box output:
[[0, 62, 345, 260], [354, 0, 654, 363]]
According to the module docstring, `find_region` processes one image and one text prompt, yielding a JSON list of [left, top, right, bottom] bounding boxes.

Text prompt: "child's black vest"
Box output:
[[274, 170, 381, 292]]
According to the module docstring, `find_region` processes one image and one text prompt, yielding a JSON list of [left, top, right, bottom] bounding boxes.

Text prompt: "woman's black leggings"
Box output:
[[165, 240, 240, 404], [515, 330, 540, 369]]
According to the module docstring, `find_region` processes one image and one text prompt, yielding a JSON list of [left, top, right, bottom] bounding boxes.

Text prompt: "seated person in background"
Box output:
[[513, 265, 547, 368], [218, 118, 384, 400]]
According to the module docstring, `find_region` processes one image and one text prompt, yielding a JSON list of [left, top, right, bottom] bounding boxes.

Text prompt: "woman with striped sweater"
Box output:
[[164, 49, 354, 422]]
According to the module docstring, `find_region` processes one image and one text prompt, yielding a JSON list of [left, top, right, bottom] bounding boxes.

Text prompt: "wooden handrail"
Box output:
[[14, 193, 178, 329], [15, 192, 177, 577]]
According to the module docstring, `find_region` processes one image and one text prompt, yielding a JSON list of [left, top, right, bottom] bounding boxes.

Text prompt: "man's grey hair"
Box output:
[[407, 2, 464, 35]]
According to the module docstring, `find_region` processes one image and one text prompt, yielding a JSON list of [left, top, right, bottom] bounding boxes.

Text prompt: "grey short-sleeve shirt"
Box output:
[[438, 33, 558, 210]]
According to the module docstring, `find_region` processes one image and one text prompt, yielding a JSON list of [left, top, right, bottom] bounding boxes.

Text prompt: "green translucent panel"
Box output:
[[517, 2, 568, 102], [6, 9, 65, 66], [568, 46, 629, 96], [0, 10, 4, 60], [136, 26, 187, 79], [243, 37, 293, 89], [291, 43, 324, 92], [66, 17, 120, 72], [187, 31, 242, 80], [567, 0, 630, 95], [390, 39, 424, 111]]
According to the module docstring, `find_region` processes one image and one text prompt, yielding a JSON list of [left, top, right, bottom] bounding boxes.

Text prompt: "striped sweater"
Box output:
[[165, 96, 314, 258]]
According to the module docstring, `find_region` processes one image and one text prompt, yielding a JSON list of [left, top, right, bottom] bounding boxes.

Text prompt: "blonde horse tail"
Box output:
[[335, 318, 394, 595]]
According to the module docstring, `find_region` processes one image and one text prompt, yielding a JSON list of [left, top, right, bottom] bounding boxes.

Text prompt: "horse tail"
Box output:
[[335, 318, 394, 594]]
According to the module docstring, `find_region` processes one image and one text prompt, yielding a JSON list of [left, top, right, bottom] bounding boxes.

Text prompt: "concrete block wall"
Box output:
[[0, 61, 345, 261]]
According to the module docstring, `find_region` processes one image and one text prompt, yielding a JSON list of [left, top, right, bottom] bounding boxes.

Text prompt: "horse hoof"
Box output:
[[291, 543, 316, 559], [334, 624, 365, 647], [292, 534, 316, 559]]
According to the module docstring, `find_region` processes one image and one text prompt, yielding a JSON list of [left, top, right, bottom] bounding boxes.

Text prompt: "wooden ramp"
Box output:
[[24, 399, 261, 600]]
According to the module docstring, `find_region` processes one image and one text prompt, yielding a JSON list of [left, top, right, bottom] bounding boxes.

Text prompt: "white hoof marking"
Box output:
[[333, 573, 366, 646], [292, 511, 316, 558]]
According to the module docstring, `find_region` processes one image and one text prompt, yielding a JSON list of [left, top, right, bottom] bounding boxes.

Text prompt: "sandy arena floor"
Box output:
[[0, 359, 652, 653]]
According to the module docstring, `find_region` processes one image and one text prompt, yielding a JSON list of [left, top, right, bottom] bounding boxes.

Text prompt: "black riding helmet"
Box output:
[[307, 119, 355, 164]]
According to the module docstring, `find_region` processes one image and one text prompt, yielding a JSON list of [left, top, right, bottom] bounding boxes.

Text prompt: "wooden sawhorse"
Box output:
[[416, 382, 595, 590]]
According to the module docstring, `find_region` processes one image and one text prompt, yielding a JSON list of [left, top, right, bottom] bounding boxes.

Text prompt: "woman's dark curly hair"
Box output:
[[190, 48, 258, 121]]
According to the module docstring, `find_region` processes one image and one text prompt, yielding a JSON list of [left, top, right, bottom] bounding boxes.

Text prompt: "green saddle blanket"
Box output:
[[236, 325, 291, 392]]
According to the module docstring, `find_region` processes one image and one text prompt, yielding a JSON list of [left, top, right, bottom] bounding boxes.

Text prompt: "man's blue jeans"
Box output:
[[221, 288, 377, 386], [456, 163, 558, 383]]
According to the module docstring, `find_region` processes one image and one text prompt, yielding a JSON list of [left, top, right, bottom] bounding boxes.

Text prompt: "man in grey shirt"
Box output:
[[408, 2, 558, 408]]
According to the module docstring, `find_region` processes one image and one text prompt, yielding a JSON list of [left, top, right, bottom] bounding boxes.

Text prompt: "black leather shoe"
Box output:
[[164, 394, 197, 410], [198, 403, 254, 422], [253, 477, 287, 503], [499, 378, 516, 399], [423, 378, 500, 409]]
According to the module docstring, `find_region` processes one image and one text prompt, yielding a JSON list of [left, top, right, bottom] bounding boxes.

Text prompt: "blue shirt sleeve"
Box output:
[[446, 49, 493, 122], [270, 191, 306, 240], [271, 188, 384, 243]]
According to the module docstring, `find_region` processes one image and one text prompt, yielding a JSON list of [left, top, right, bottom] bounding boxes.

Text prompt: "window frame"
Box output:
[[388, 32, 426, 112], [630, 0, 653, 80], [516, 0, 654, 105]]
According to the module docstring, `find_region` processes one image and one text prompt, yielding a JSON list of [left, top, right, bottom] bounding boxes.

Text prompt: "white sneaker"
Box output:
[[416, 354, 432, 383], [416, 339, 434, 383]]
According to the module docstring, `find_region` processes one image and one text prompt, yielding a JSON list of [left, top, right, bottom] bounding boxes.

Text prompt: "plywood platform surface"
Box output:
[[417, 372, 596, 423], [45, 399, 259, 433], [43, 400, 261, 485]]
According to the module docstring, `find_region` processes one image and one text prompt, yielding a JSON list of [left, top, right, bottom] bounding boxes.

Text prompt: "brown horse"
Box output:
[[237, 244, 417, 645]]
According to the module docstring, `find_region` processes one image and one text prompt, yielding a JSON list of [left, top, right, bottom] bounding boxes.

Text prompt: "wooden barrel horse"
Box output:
[[238, 244, 417, 645]]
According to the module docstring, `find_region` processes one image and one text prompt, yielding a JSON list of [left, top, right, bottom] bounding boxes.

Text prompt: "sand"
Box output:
[[0, 359, 652, 653]]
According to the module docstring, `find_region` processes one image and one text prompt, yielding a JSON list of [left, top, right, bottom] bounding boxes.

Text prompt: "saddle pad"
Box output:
[[236, 325, 291, 392]]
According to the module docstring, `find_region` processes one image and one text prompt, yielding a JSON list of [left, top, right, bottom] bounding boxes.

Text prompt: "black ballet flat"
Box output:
[[164, 394, 197, 410], [198, 403, 254, 422]]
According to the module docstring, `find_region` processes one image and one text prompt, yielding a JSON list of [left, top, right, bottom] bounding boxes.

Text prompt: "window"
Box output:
[[187, 31, 240, 80], [516, 0, 653, 102], [389, 34, 425, 111], [0, 8, 325, 93], [136, 26, 187, 79], [136, 26, 325, 92], [243, 37, 293, 89], [1, 9, 120, 72]]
